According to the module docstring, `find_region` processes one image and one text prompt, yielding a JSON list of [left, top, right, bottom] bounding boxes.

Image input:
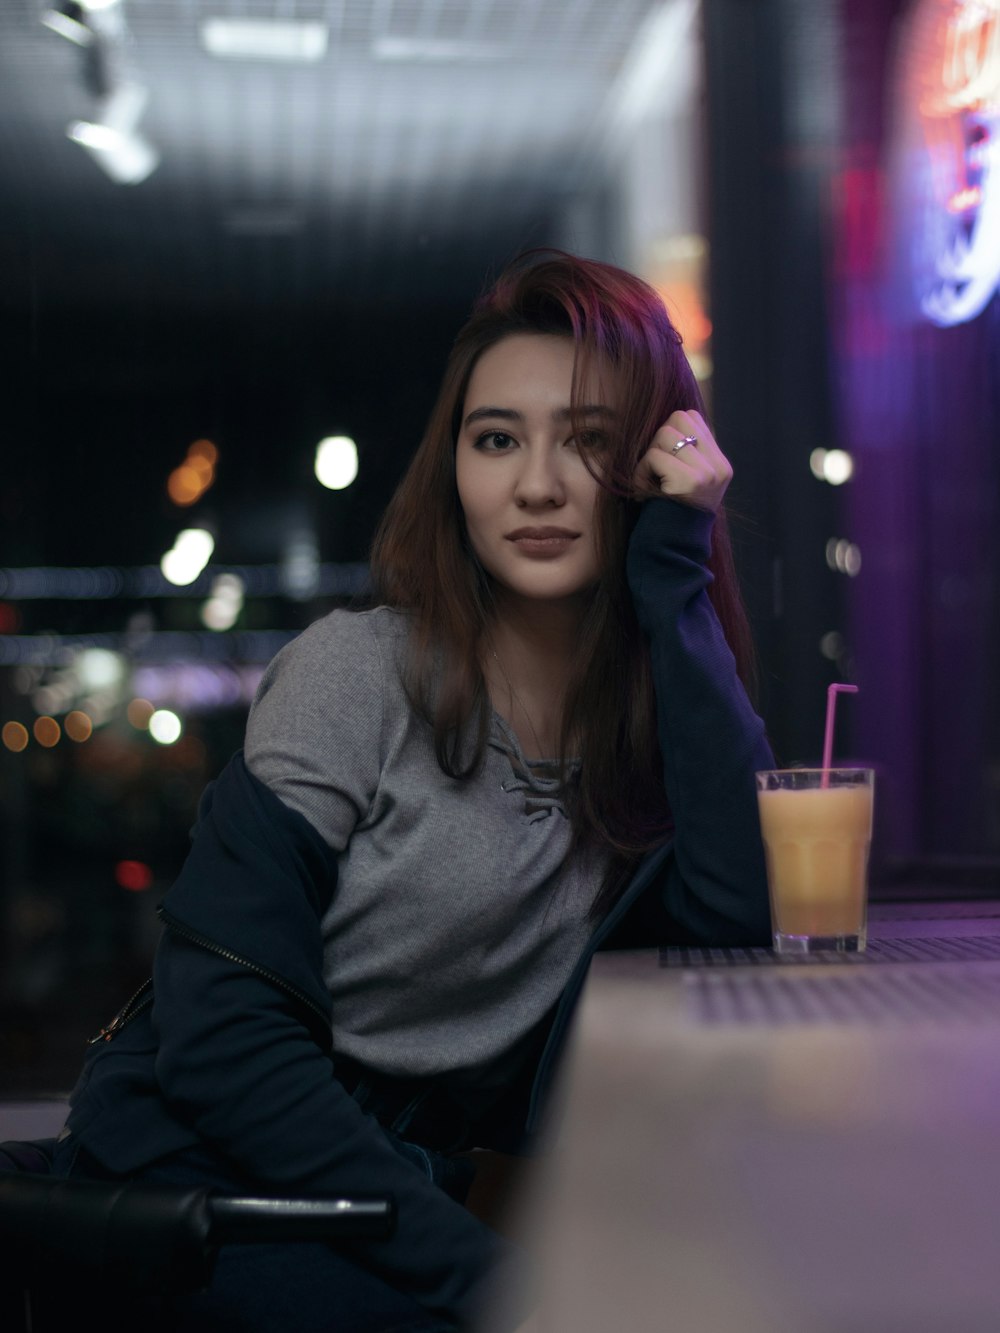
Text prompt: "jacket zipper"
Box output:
[[88, 909, 333, 1050], [88, 977, 154, 1044], [158, 906, 333, 1047]]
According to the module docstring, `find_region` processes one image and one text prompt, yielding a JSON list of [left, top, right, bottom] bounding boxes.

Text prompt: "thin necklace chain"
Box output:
[[488, 643, 547, 760]]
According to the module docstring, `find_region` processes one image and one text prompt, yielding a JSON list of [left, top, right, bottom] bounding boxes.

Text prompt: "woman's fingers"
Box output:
[[635, 409, 733, 513]]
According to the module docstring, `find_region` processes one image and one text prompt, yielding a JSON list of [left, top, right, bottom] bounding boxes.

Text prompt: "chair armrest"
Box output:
[[208, 1194, 395, 1243], [0, 1173, 216, 1296], [0, 1173, 396, 1298]]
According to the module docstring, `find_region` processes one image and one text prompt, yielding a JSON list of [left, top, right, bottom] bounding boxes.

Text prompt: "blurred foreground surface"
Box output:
[[486, 913, 1000, 1333]]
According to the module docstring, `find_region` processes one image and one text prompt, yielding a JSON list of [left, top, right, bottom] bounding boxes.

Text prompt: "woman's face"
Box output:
[[455, 333, 615, 612]]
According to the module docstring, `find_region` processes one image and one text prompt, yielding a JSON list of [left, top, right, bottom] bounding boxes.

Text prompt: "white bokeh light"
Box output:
[[315, 436, 359, 490], [77, 647, 125, 691], [810, 448, 855, 485], [826, 538, 863, 576], [149, 709, 183, 745], [161, 529, 215, 586], [201, 573, 245, 631], [822, 450, 855, 485]]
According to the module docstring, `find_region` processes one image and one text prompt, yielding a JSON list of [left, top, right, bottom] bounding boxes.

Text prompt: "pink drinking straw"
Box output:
[[821, 683, 858, 787]]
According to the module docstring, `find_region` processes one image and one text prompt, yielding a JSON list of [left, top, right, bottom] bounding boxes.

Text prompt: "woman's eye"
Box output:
[[474, 431, 517, 452]]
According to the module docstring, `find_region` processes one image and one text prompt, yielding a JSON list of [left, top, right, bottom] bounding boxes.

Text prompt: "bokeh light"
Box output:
[[127, 698, 155, 730], [167, 439, 219, 507], [77, 648, 125, 691], [201, 572, 245, 631], [826, 538, 863, 577], [315, 435, 359, 490], [2, 721, 29, 752], [64, 710, 94, 742], [149, 709, 183, 745], [188, 438, 218, 464], [811, 448, 855, 485], [33, 715, 61, 747], [167, 465, 205, 506], [33, 685, 64, 715], [161, 529, 215, 586], [823, 450, 855, 485], [820, 631, 845, 661], [115, 859, 154, 892], [186, 454, 213, 483]]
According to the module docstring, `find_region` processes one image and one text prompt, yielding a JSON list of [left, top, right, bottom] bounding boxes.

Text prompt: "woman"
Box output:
[[54, 251, 773, 1331]]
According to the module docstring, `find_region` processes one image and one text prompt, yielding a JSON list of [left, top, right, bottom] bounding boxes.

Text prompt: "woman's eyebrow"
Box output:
[[462, 403, 618, 429], [462, 406, 524, 428]]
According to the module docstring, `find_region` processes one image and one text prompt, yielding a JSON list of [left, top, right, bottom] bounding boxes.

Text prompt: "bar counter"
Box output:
[[484, 902, 1000, 1333]]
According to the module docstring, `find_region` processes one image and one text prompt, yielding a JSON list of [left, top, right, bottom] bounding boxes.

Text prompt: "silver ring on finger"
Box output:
[[670, 434, 698, 455]]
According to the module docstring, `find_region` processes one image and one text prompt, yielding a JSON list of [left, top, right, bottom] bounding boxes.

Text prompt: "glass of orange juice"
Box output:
[[755, 768, 875, 954]]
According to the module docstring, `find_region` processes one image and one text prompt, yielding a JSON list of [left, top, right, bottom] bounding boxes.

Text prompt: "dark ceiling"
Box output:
[[0, 0, 666, 596], [0, 0, 663, 314]]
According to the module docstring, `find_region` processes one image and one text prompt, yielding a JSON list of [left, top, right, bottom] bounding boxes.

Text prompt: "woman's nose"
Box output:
[[513, 447, 566, 507]]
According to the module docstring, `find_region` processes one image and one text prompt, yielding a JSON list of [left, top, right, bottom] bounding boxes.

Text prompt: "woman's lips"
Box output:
[[505, 527, 580, 557]]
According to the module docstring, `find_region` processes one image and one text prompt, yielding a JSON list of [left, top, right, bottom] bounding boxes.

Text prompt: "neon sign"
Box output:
[[891, 0, 1000, 326]]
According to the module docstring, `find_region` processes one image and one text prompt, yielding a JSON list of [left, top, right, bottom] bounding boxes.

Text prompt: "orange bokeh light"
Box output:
[[186, 454, 214, 483], [167, 440, 218, 507], [654, 280, 713, 350], [167, 465, 205, 506], [2, 721, 29, 752], [127, 698, 155, 729], [33, 716, 61, 747], [64, 710, 94, 742], [188, 438, 218, 464]]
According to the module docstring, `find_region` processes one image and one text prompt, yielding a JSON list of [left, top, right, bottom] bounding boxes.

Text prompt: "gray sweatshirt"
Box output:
[[244, 606, 603, 1105]]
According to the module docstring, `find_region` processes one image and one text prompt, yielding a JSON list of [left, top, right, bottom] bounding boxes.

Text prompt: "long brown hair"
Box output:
[[370, 250, 754, 916]]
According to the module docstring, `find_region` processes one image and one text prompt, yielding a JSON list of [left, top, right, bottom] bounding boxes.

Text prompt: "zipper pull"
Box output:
[[88, 1011, 128, 1044], [85, 977, 153, 1045]]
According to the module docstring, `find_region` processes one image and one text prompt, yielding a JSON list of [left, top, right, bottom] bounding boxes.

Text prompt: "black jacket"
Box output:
[[63, 499, 774, 1328]]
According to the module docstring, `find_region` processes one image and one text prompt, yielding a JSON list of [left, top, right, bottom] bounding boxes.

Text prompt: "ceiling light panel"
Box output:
[[199, 19, 329, 62]]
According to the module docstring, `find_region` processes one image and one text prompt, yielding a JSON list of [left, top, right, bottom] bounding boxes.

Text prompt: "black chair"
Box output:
[[0, 1137, 396, 1332]]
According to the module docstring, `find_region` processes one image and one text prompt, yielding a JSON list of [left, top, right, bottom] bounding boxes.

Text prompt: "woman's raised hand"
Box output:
[[634, 409, 733, 514]]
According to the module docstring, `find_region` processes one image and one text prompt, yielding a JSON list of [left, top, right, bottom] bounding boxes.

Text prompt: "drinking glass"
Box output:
[[755, 768, 875, 954]]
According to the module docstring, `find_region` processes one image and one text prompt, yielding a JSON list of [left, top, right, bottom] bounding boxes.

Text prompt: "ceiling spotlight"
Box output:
[[66, 81, 158, 184], [46, 0, 158, 185], [41, 4, 93, 44], [67, 122, 158, 183], [42, 0, 123, 42], [67, 120, 121, 151]]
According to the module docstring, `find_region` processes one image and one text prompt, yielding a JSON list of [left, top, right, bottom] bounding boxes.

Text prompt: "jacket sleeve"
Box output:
[[152, 759, 530, 1330], [619, 497, 774, 946]]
